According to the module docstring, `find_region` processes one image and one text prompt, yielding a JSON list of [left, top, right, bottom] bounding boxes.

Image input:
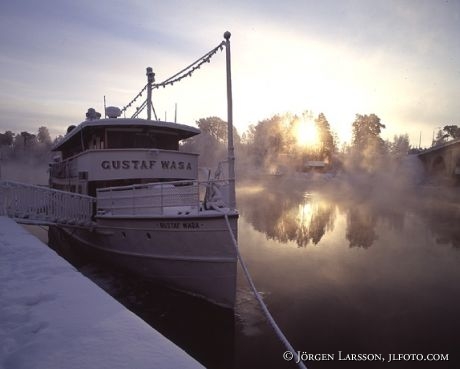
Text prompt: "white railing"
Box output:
[[96, 179, 230, 216], [0, 180, 95, 226], [96, 180, 201, 216]]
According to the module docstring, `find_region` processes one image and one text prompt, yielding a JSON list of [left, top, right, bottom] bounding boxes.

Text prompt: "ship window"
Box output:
[[89, 134, 104, 150], [159, 135, 179, 150], [107, 130, 135, 148], [78, 171, 88, 180], [121, 231, 127, 238], [146, 233, 151, 240], [105, 128, 179, 150]]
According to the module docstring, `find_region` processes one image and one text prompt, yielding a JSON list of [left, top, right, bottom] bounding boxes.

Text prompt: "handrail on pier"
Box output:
[[0, 180, 95, 226]]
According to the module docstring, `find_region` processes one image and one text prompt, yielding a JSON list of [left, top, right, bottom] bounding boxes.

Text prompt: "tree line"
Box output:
[[0, 126, 63, 163], [1, 116, 458, 174], [433, 125, 460, 146], [183, 112, 419, 174]]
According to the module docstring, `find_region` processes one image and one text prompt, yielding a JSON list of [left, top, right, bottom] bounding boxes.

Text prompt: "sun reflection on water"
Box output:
[[269, 191, 337, 247]]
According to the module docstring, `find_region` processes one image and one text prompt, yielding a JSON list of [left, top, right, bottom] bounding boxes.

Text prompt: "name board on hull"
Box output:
[[74, 149, 198, 181], [100, 160, 193, 171]]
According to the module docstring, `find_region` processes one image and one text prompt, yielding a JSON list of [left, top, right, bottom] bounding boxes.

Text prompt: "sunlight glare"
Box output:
[[294, 118, 319, 147]]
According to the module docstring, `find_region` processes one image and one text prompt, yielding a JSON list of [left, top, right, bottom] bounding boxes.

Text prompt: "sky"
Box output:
[[0, 0, 459, 147]]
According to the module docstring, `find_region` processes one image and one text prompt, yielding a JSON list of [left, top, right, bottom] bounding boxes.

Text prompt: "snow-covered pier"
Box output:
[[0, 216, 205, 369]]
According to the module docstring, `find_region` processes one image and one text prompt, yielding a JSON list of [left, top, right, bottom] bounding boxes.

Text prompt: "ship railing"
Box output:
[[96, 179, 230, 216], [0, 180, 95, 226]]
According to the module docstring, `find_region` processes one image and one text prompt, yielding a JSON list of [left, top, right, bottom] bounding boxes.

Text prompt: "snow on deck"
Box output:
[[0, 217, 205, 369]]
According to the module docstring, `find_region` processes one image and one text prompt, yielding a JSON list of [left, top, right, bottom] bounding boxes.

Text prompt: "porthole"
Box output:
[[146, 232, 151, 240], [121, 231, 126, 238]]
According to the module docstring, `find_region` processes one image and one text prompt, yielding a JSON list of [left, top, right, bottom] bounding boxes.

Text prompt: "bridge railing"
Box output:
[[0, 180, 95, 226]]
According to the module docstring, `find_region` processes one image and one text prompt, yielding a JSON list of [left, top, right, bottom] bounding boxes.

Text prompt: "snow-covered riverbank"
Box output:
[[0, 217, 205, 369]]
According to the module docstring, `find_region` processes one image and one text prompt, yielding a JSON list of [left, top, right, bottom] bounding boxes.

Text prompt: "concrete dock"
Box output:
[[0, 216, 205, 369]]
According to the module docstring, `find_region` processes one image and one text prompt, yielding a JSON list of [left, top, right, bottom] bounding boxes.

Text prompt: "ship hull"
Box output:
[[49, 212, 238, 308]]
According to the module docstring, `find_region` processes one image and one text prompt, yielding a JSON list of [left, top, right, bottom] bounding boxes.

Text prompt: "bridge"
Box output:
[[0, 180, 95, 227], [417, 138, 460, 180]]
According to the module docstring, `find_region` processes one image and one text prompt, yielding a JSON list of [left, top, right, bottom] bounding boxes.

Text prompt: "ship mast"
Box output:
[[224, 31, 236, 210], [146, 67, 155, 120]]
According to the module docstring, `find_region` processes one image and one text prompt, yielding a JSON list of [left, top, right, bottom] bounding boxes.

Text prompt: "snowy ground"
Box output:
[[0, 217, 205, 369]]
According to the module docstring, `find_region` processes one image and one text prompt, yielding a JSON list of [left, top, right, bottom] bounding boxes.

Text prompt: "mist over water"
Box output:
[[1, 160, 49, 185]]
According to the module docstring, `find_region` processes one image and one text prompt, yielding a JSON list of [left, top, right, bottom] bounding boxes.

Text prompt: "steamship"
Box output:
[[48, 66, 238, 308]]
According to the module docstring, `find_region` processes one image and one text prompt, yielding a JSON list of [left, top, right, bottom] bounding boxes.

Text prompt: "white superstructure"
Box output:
[[47, 31, 238, 308]]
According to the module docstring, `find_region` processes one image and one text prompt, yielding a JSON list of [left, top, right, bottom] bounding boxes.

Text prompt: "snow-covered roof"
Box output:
[[52, 118, 200, 151]]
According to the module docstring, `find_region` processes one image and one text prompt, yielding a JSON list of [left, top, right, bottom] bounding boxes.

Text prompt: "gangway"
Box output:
[[0, 180, 95, 227]]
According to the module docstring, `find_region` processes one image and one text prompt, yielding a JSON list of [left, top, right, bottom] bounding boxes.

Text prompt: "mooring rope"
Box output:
[[218, 209, 308, 369]]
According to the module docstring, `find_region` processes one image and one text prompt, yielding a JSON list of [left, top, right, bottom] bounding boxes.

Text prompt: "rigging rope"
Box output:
[[131, 99, 148, 119], [217, 208, 308, 369], [120, 84, 148, 115], [120, 41, 225, 116], [154, 41, 225, 88]]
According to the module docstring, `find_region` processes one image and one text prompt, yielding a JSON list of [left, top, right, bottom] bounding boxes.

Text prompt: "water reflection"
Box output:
[[238, 180, 460, 250], [416, 197, 460, 249], [238, 183, 339, 247], [278, 196, 336, 247], [346, 205, 378, 248]]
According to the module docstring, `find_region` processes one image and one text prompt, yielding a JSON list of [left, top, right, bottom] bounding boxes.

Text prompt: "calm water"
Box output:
[[234, 178, 460, 369], [31, 177, 460, 369]]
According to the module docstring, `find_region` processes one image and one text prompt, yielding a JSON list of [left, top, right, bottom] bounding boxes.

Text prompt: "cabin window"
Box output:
[[105, 128, 179, 150], [62, 143, 82, 159], [89, 135, 104, 149], [78, 171, 88, 180], [106, 128, 155, 149], [159, 135, 179, 150]]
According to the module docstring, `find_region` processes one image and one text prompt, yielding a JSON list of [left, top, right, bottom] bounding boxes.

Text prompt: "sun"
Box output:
[[294, 118, 319, 147]]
